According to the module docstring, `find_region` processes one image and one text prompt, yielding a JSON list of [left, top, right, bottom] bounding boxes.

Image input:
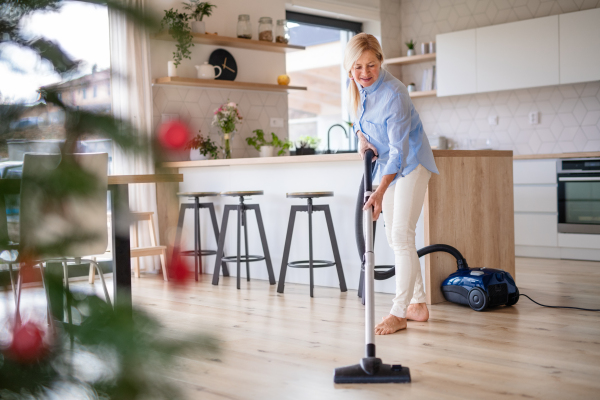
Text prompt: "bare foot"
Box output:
[[407, 303, 429, 322], [374, 314, 407, 335]]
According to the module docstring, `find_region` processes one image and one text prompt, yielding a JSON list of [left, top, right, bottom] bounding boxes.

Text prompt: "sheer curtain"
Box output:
[[109, 0, 159, 272]]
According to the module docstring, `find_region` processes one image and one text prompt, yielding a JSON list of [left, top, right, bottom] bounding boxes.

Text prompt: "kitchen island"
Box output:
[[161, 150, 514, 304]]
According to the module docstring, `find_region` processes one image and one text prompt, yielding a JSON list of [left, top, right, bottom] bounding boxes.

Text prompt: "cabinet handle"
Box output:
[[558, 177, 600, 181]]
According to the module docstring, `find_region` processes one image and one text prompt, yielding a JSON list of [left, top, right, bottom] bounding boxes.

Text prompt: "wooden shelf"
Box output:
[[153, 76, 307, 92], [153, 32, 305, 53], [385, 53, 436, 66], [409, 90, 436, 98]]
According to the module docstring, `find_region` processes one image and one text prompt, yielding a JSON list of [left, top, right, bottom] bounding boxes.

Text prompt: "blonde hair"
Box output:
[[344, 33, 385, 117]]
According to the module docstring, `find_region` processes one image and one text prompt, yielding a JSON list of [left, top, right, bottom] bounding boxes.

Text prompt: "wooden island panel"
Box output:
[[424, 153, 515, 304]]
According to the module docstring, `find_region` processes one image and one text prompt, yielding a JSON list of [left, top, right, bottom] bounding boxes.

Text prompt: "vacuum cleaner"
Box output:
[[334, 149, 411, 384]]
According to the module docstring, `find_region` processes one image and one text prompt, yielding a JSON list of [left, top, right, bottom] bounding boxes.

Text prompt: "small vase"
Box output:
[[168, 61, 177, 77], [191, 20, 205, 34], [190, 148, 209, 161], [259, 146, 274, 157], [222, 132, 234, 159], [407, 49, 415, 56]]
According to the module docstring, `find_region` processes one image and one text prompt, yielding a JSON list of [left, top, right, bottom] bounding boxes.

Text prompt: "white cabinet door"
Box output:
[[559, 8, 600, 84], [514, 186, 557, 213], [477, 16, 559, 93], [513, 160, 557, 185], [436, 29, 477, 97], [514, 213, 558, 247]]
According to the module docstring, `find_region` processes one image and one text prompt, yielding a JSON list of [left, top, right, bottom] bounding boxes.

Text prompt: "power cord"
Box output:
[[520, 294, 600, 312]]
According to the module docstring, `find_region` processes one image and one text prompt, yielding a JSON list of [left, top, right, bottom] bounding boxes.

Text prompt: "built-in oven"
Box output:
[[557, 158, 600, 234]]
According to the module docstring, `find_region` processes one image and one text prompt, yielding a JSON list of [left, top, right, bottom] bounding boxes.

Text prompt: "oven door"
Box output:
[[557, 174, 600, 234]]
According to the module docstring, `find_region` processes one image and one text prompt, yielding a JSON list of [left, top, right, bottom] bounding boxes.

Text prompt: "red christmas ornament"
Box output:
[[7, 321, 48, 363], [170, 252, 191, 285], [158, 120, 191, 150]]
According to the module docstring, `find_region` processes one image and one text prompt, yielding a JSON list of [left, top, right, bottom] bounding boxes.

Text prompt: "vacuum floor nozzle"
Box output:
[[333, 361, 411, 384]]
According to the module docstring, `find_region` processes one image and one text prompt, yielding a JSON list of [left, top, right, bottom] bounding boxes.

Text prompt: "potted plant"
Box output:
[[185, 132, 221, 160], [212, 101, 243, 159], [295, 135, 320, 156], [246, 129, 292, 157], [405, 39, 415, 56], [183, 1, 216, 34], [161, 8, 193, 68]]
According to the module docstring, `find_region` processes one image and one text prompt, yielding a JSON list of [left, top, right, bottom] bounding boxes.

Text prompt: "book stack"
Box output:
[[420, 65, 437, 92]]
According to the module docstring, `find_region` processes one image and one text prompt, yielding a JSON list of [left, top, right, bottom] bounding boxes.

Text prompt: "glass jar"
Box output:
[[275, 19, 289, 44], [237, 14, 252, 39], [258, 17, 273, 42]]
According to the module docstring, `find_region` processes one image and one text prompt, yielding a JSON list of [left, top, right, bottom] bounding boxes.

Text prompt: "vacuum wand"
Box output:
[[363, 150, 375, 357], [333, 149, 411, 384]]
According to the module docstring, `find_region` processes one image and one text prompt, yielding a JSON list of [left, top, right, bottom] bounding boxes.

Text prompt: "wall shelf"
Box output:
[[385, 53, 436, 66], [409, 90, 436, 98], [153, 77, 307, 92], [153, 32, 305, 53]]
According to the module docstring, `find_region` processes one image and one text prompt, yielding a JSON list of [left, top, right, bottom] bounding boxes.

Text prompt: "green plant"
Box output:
[[246, 129, 291, 156], [161, 8, 193, 67], [405, 39, 415, 50], [185, 132, 221, 159], [183, 1, 216, 21], [296, 135, 320, 149]]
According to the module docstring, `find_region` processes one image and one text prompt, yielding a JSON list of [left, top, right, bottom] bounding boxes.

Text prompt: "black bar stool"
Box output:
[[212, 190, 276, 289], [172, 192, 229, 281], [277, 192, 347, 297]]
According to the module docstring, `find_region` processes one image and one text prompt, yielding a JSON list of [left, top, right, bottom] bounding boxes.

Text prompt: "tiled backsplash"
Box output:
[[380, 0, 600, 154], [152, 86, 288, 159]]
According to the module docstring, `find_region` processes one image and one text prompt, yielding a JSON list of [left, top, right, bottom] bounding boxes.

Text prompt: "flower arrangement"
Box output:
[[185, 131, 221, 159], [212, 101, 242, 158]]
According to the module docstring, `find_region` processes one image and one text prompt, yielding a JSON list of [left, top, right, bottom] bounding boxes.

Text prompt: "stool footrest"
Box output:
[[222, 255, 265, 263], [181, 249, 218, 257], [288, 260, 336, 269]]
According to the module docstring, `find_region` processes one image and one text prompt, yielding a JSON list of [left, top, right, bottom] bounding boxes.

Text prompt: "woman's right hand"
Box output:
[[357, 130, 378, 161]]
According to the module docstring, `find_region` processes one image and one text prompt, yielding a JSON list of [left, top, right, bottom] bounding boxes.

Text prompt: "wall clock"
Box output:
[[208, 49, 237, 81]]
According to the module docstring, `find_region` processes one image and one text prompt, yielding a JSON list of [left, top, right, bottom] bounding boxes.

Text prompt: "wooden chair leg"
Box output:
[[160, 249, 168, 282], [89, 256, 96, 284], [132, 221, 140, 278]]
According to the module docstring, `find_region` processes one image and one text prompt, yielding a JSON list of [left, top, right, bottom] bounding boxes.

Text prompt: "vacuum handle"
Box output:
[[363, 149, 375, 203]]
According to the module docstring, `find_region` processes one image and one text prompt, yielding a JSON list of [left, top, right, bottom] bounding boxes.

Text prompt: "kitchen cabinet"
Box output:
[[477, 16, 559, 93], [515, 213, 558, 247], [514, 186, 557, 213], [559, 8, 600, 84], [436, 30, 477, 97], [513, 160, 557, 185]]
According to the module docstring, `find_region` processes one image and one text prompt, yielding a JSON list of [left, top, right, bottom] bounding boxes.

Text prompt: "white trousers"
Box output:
[[381, 164, 432, 318]]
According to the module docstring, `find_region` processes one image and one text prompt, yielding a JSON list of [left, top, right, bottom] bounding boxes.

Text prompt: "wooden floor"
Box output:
[[130, 257, 600, 400]]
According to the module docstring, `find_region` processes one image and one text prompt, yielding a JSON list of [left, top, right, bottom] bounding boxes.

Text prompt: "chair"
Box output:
[[88, 211, 168, 282], [18, 153, 112, 324]]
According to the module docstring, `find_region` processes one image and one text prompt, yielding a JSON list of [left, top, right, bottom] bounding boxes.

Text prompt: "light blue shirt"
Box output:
[[352, 69, 439, 186]]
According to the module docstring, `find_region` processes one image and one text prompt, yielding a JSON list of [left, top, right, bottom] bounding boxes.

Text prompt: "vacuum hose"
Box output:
[[355, 154, 469, 283]]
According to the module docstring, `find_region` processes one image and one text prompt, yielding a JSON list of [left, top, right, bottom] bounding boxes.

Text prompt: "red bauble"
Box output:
[[170, 253, 191, 285], [158, 120, 191, 150], [7, 322, 47, 363]]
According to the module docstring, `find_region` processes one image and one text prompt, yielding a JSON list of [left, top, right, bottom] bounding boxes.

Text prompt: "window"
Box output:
[[286, 12, 361, 153], [93, 85, 97, 98], [0, 2, 111, 158]]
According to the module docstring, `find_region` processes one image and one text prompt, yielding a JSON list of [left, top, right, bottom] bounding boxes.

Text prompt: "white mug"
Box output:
[[195, 62, 222, 79]]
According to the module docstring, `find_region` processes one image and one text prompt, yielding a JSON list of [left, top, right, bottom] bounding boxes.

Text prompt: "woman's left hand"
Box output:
[[363, 190, 384, 220]]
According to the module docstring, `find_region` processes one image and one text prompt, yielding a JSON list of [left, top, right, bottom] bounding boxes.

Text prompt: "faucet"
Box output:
[[327, 124, 349, 154]]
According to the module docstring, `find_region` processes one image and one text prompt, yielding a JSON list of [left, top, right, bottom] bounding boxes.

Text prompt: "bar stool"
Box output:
[[212, 190, 275, 289], [172, 192, 228, 281], [277, 192, 347, 297]]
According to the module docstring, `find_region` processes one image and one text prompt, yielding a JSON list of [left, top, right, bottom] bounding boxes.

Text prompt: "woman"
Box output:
[[345, 33, 439, 335]]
